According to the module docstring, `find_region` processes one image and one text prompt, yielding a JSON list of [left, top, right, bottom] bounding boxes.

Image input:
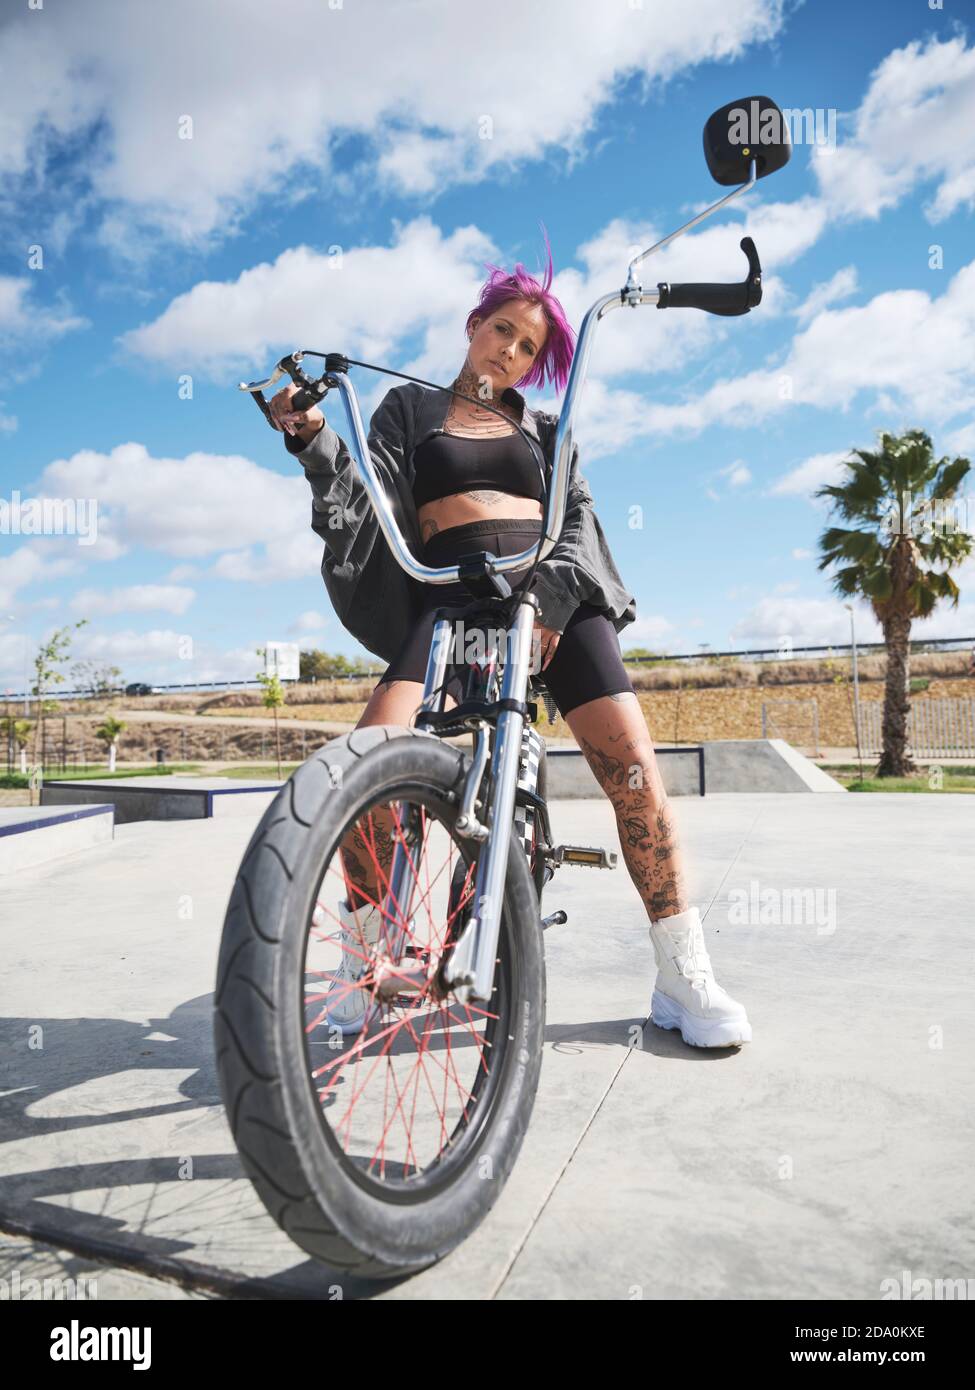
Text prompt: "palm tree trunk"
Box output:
[[877, 615, 916, 776]]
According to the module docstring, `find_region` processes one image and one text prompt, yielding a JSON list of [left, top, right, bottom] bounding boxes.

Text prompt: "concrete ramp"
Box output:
[[703, 739, 845, 793], [547, 739, 844, 797]]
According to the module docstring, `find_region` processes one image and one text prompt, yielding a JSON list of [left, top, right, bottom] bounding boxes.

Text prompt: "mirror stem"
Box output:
[[623, 159, 757, 297]]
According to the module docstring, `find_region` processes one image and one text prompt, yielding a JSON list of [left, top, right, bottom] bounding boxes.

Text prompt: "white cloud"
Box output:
[[769, 451, 850, 499], [288, 610, 329, 636], [211, 534, 323, 585], [0, 0, 786, 252], [0, 543, 81, 610], [69, 584, 196, 617], [70, 628, 193, 668], [0, 276, 86, 349], [730, 596, 883, 649], [812, 35, 975, 224], [721, 461, 752, 487], [618, 614, 675, 648], [729, 589, 975, 652], [35, 442, 321, 579], [795, 266, 858, 325], [120, 219, 499, 388], [792, 548, 812, 559], [614, 257, 975, 446], [944, 422, 975, 458]]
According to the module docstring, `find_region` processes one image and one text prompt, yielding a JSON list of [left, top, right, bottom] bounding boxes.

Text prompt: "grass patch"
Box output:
[[833, 770, 975, 793], [0, 763, 204, 788], [821, 762, 975, 775]]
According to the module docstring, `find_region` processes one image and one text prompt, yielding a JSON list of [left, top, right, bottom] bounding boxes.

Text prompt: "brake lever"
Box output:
[[239, 350, 333, 431], [739, 236, 762, 309]]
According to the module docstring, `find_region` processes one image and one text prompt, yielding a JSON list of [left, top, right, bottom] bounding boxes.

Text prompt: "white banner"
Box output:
[[264, 642, 300, 682]]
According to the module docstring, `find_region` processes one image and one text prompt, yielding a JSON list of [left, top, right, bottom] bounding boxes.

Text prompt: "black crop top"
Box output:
[[411, 431, 544, 508]]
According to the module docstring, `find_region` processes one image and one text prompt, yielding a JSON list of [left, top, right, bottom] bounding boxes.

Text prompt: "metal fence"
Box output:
[[761, 699, 821, 753], [857, 698, 975, 757], [4, 725, 316, 775]]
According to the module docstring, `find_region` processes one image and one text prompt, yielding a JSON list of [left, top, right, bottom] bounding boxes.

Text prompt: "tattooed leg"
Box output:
[[565, 691, 690, 922]]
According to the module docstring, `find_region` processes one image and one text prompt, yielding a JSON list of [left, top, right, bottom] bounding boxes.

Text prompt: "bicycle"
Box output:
[[213, 97, 790, 1278]]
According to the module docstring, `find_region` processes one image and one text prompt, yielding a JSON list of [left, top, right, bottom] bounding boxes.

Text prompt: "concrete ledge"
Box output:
[[40, 777, 280, 824], [0, 804, 115, 873], [35, 740, 843, 825]]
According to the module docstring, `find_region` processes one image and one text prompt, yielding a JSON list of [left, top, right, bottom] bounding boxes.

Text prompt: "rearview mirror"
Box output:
[[704, 96, 792, 186]]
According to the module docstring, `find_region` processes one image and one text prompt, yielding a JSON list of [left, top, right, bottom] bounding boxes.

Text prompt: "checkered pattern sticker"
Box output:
[[513, 724, 544, 863]]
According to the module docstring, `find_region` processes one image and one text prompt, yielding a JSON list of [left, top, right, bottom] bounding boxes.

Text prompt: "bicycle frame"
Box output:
[[243, 164, 759, 1005]]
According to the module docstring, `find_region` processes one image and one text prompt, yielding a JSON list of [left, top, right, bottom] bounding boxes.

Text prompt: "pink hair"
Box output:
[[465, 223, 576, 395]]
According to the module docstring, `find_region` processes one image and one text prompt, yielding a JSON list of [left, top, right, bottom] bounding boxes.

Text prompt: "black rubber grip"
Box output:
[[658, 280, 752, 315], [657, 237, 763, 316]]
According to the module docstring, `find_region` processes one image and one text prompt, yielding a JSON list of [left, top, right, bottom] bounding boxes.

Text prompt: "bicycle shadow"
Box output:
[[0, 991, 729, 1297], [0, 997, 405, 1298]]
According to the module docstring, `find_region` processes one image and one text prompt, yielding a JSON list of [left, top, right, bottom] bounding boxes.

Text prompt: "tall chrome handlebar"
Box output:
[[242, 160, 758, 590]]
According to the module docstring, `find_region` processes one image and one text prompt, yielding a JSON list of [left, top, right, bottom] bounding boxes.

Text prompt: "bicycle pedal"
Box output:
[[552, 844, 618, 869], [541, 910, 568, 930]]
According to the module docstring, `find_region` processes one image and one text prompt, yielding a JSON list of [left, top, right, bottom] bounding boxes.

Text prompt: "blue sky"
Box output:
[[2, 0, 974, 689]]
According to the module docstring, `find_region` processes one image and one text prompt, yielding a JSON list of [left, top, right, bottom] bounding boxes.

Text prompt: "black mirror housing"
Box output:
[[704, 97, 792, 186]]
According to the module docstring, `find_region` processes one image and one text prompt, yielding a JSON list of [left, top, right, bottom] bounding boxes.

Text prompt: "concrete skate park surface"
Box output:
[[0, 790, 971, 1301]]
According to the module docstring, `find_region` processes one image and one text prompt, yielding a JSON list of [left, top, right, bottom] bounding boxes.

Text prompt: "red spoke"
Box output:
[[304, 788, 506, 1181]]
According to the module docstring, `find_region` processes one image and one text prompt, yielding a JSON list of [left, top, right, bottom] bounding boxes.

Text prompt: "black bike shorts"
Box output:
[[376, 518, 636, 718]]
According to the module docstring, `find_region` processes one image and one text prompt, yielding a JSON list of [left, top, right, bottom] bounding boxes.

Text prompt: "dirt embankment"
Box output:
[[14, 652, 973, 760]]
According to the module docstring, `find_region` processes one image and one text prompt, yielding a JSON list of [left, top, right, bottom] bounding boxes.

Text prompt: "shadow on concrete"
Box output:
[[0, 989, 738, 1296], [546, 1016, 744, 1061]]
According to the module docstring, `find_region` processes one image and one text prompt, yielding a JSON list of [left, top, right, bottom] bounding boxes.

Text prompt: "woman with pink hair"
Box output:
[[271, 234, 751, 1051]]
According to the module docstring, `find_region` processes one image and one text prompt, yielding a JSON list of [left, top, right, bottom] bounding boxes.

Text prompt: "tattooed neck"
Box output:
[[449, 360, 516, 420]]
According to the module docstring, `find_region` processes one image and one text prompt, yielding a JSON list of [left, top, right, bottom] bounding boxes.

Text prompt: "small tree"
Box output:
[[94, 716, 126, 773], [70, 659, 123, 702], [823, 657, 864, 784], [256, 648, 286, 776], [30, 621, 88, 782]]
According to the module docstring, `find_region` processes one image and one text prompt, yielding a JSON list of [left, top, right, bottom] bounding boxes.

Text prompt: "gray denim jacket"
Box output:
[[284, 380, 636, 665]]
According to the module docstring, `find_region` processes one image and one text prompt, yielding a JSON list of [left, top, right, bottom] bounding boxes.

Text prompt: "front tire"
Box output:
[[214, 725, 545, 1278]]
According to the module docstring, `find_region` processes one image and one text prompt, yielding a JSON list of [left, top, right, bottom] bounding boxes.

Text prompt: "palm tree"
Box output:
[[95, 716, 126, 773], [1, 716, 32, 774], [815, 429, 971, 777]]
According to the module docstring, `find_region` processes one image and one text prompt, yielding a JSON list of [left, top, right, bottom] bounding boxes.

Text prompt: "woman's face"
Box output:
[[467, 299, 548, 394]]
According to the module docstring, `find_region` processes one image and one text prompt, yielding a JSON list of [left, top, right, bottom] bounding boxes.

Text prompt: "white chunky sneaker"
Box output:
[[325, 896, 387, 1035], [648, 905, 752, 1049]]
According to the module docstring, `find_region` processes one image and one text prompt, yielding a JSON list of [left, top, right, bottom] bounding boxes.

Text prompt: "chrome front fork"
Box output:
[[382, 597, 535, 1006]]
